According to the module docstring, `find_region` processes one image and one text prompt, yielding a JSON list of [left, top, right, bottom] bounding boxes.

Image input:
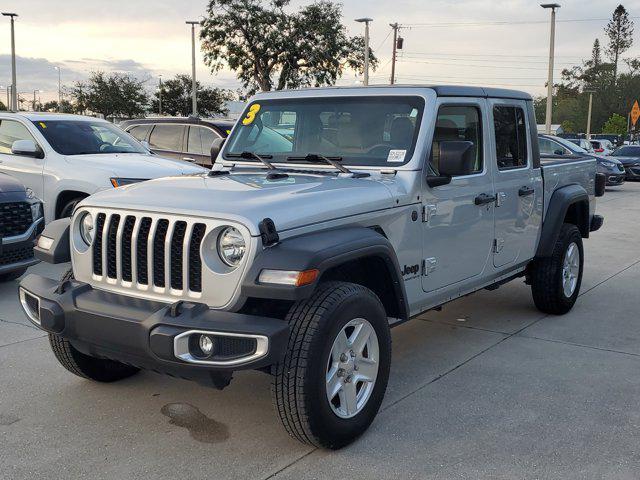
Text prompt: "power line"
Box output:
[[399, 54, 577, 66], [402, 16, 640, 28], [400, 51, 584, 59], [374, 29, 392, 51], [397, 58, 568, 71]]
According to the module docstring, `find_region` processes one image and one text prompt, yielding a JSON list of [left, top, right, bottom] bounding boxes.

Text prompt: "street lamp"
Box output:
[[158, 75, 163, 115], [2, 12, 18, 111], [32, 89, 42, 111], [541, 3, 560, 135], [355, 18, 373, 86], [584, 89, 595, 140], [54, 66, 62, 112], [186, 21, 199, 115]]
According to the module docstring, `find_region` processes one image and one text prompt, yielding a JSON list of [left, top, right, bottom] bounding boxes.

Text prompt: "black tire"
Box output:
[[48, 334, 140, 382], [271, 281, 392, 449], [530, 223, 584, 315], [58, 197, 85, 219], [0, 267, 28, 282]]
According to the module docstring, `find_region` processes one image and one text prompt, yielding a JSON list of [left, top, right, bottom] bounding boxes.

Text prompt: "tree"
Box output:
[[603, 113, 628, 134], [200, 0, 377, 93], [605, 4, 634, 83], [0, 100, 5, 111], [561, 120, 576, 133], [150, 74, 232, 116], [69, 71, 149, 119], [41, 100, 74, 113]]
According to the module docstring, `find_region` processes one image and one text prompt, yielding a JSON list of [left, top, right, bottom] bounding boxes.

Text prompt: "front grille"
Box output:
[[91, 212, 207, 295], [0, 202, 32, 237], [0, 245, 34, 266]]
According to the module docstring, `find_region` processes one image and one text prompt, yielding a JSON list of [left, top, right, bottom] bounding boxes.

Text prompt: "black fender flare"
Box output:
[[34, 218, 71, 264], [241, 227, 409, 320], [536, 184, 590, 258]]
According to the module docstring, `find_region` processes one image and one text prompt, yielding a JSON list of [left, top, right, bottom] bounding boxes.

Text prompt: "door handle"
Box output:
[[182, 157, 196, 162], [518, 186, 535, 197], [474, 193, 497, 206]]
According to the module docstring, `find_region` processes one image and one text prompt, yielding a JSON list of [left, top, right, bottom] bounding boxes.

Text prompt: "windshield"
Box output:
[[612, 146, 640, 156], [223, 96, 425, 167], [32, 120, 148, 155]]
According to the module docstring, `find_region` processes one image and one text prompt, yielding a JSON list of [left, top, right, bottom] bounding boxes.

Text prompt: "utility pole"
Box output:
[[158, 75, 163, 115], [390, 23, 400, 85], [54, 66, 61, 111], [585, 90, 594, 140], [2, 13, 18, 111], [541, 3, 560, 135], [355, 18, 373, 86], [186, 21, 199, 115]]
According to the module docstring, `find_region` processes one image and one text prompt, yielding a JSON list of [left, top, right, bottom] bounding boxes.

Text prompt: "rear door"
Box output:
[[422, 98, 496, 293], [489, 101, 543, 269], [185, 125, 221, 167], [148, 124, 185, 160]]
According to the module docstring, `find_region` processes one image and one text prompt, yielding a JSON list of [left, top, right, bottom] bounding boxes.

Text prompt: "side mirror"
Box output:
[[210, 137, 226, 163], [427, 141, 475, 187], [554, 149, 564, 155], [12, 139, 43, 159]]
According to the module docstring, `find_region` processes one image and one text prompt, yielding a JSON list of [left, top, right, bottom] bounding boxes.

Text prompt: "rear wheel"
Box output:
[[49, 334, 140, 382], [272, 281, 391, 449], [530, 223, 584, 315]]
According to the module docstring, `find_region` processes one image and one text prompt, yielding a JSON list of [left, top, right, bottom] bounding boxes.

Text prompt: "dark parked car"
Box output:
[[610, 145, 640, 180], [539, 134, 626, 186], [120, 117, 235, 168], [0, 173, 43, 282]]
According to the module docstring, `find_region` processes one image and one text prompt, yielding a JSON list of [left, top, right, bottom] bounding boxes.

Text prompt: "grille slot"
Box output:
[[170, 221, 187, 290], [0, 202, 32, 237], [106, 214, 121, 279], [153, 220, 169, 287], [189, 224, 206, 293], [121, 216, 136, 282], [92, 213, 106, 276], [136, 217, 152, 285]]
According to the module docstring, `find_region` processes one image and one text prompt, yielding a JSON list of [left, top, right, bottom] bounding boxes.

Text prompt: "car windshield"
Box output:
[[32, 119, 147, 156], [612, 146, 640, 156], [223, 96, 425, 167]]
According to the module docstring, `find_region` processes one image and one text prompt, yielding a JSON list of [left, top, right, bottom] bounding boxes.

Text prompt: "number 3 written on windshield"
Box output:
[[242, 104, 261, 125]]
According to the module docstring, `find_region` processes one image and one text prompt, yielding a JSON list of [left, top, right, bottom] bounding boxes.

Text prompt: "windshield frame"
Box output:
[[221, 94, 428, 170], [31, 119, 149, 156]]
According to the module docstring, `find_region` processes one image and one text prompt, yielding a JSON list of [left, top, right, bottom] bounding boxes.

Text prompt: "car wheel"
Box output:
[[272, 281, 391, 449], [58, 197, 85, 219], [530, 223, 584, 315]]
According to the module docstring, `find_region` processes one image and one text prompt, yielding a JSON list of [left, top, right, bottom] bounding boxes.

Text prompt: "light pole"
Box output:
[[2, 13, 18, 111], [541, 3, 560, 134], [32, 89, 42, 111], [54, 66, 61, 111], [355, 18, 373, 86], [158, 75, 163, 115], [585, 90, 594, 140], [186, 21, 199, 115]]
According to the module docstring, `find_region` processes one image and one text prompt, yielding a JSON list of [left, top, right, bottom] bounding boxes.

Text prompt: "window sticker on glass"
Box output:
[[242, 104, 261, 125], [387, 149, 406, 163], [39, 122, 47, 129]]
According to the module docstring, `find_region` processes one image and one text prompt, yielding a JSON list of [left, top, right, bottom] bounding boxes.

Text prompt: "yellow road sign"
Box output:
[[631, 100, 640, 126]]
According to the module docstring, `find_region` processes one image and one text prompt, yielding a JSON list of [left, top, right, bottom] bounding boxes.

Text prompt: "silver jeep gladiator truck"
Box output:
[[19, 86, 604, 449]]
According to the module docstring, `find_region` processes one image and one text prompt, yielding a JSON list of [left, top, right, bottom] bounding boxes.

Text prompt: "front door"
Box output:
[[0, 118, 45, 199], [422, 99, 495, 293], [489, 101, 542, 268]]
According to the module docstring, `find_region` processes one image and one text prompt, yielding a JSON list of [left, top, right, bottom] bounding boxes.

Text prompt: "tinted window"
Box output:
[[430, 105, 482, 175], [32, 120, 146, 155], [493, 106, 528, 170], [187, 126, 219, 155], [149, 124, 184, 151], [0, 120, 37, 155], [128, 124, 152, 141], [613, 146, 640, 156]]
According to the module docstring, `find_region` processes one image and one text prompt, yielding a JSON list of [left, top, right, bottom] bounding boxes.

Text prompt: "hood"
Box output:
[[595, 155, 623, 165], [610, 156, 640, 166], [64, 153, 206, 178], [0, 172, 27, 194], [81, 171, 397, 235]]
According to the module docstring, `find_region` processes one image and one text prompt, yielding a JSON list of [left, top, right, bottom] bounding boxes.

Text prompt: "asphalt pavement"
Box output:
[[1, 183, 639, 479]]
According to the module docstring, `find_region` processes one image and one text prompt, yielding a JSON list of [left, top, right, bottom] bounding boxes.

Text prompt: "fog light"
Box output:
[[199, 335, 214, 356]]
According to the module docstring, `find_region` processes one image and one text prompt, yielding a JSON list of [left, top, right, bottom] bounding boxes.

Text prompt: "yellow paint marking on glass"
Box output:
[[242, 104, 261, 125], [39, 122, 47, 129]]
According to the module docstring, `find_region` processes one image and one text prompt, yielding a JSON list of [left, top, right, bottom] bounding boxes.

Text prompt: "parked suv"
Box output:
[[610, 145, 640, 180], [0, 173, 43, 281], [22, 86, 603, 449], [120, 117, 235, 168], [0, 113, 206, 222], [590, 139, 614, 155]]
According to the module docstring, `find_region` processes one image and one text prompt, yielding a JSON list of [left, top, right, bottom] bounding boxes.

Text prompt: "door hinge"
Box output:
[[423, 257, 437, 275], [422, 204, 437, 222], [493, 238, 505, 253]]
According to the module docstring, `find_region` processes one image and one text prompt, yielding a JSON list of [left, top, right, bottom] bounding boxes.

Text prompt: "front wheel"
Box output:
[[272, 281, 391, 449], [530, 223, 584, 315]]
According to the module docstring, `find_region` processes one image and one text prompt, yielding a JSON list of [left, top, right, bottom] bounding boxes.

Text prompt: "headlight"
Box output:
[[601, 161, 615, 168], [79, 212, 94, 245], [217, 226, 246, 267], [110, 178, 146, 188], [30, 201, 43, 220]]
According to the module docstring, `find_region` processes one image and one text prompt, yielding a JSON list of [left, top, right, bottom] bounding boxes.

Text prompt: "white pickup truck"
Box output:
[[21, 86, 604, 449], [0, 113, 206, 222]]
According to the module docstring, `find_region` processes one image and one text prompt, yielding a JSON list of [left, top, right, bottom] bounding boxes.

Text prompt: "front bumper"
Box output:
[[624, 165, 640, 179], [0, 217, 43, 275], [19, 274, 289, 384], [605, 172, 626, 186]]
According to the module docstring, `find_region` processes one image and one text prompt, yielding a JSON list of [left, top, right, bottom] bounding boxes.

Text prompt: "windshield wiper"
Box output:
[[286, 154, 369, 178], [226, 151, 276, 170]]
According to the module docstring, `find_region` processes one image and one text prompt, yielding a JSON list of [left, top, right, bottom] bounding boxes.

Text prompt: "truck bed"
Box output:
[[540, 156, 597, 217]]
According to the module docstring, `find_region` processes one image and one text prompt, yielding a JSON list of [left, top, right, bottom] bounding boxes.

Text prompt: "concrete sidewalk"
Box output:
[[0, 184, 638, 480]]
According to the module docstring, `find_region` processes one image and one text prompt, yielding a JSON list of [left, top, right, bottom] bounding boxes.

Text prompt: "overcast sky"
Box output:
[[2, 0, 640, 103]]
